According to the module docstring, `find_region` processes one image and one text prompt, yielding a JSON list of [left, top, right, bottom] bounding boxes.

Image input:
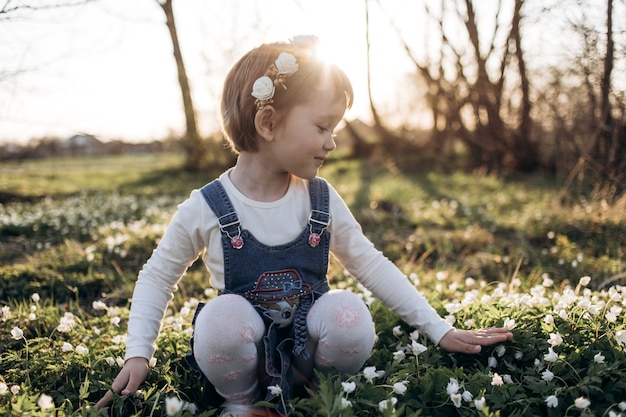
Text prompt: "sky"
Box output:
[[0, 0, 430, 144], [2, 0, 609, 145]]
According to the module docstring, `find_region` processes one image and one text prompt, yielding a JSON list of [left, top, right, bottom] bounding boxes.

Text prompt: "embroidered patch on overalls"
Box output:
[[245, 269, 312, 328]]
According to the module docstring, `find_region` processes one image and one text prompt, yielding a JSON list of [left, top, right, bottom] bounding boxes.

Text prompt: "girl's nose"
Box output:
[[324, 135, 337, 151]]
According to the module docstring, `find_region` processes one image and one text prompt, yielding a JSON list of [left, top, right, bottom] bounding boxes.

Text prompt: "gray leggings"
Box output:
[[192, 289, 375, 406]]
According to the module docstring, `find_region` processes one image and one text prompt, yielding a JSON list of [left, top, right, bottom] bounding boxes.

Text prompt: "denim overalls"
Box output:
[[187, 177, 332, 403]]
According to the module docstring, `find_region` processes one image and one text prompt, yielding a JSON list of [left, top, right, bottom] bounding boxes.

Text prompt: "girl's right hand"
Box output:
[[95, 357, 150, 409]]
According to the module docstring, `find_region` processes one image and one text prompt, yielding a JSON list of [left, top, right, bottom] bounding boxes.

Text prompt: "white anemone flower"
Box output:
[[544, 347, 559, 363], [575, 397, 591, 409], [446, 378, 459, 395], [341, 381, 356, 394], [37, 394, 55, 410], [491, 373, 504, 386], [10, 327, 24, 340], [165, 396, 183, 416], [545, 395, 558, 408], [393, 381, 408, 395], [267, 385, 282, 396]]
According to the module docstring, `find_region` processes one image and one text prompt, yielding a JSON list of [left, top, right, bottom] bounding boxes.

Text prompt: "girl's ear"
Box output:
[[254, 106, 277, 142]]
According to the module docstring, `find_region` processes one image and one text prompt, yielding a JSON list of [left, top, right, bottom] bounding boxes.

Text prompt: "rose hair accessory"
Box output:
[[251, 35, 320, 110]]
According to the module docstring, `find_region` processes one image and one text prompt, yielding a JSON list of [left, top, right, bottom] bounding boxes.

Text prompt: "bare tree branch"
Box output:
[[0, 0, 98, 18]]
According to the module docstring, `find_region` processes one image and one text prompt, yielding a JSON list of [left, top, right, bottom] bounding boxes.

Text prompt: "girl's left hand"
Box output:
[[438, 327, 513, 354]]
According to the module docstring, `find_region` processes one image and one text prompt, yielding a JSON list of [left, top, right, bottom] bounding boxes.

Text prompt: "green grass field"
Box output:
[[1, 153, 625, 416], [0, 153, 214, 197]]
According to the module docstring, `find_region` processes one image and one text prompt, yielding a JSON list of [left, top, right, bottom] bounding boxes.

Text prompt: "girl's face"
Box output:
[[267, 88, 345, 179]]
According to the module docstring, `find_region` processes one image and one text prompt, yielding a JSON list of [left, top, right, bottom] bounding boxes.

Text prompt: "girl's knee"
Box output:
[[193, 294, 265, 357], [192, 295, 265, 385], [306, 291, 374, 374], [195, 294, 264, 337], [309, 290, 374, 333]]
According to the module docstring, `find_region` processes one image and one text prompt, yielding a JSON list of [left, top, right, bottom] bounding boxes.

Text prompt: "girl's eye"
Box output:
[[317, 126, 327, 133]]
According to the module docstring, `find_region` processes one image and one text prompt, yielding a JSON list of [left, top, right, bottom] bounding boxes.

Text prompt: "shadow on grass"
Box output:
[[116, 167, 223, 197]]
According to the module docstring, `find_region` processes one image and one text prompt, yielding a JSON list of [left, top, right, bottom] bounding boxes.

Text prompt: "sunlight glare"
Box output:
[[316, 39, 342, 66]]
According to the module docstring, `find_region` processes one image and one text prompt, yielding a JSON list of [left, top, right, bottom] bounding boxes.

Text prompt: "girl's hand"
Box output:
[[95, 357, 150, 409], [438, 327, 513, 354]]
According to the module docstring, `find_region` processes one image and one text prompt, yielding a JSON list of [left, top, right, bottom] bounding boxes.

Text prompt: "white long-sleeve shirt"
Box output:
[[125, 172, 453, 360]]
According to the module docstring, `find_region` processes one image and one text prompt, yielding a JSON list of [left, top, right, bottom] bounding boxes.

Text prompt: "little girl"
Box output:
[[97, 36, 512, 416]]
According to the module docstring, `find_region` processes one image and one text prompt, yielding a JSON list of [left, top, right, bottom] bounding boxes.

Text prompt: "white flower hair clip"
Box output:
[[251, 35, 320, 110]]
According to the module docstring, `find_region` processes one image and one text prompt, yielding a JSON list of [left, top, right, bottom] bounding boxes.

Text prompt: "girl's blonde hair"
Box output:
[[220, 40, 354, 153]]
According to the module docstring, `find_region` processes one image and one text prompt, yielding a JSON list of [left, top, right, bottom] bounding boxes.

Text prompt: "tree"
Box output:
[[382, 0, 539, 173], [545, 0, 625, 199], [156, 0, 210, 171], [592, 0, 624, 198], [364, 0, 403, 148]]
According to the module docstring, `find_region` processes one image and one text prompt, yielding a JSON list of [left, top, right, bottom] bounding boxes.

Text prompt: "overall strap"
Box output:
[[200, 180, 241, 239], [308, 177, 331, 235]]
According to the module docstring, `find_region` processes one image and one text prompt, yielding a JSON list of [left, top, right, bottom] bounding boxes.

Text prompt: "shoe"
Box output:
[[219, 404, 284, 417]]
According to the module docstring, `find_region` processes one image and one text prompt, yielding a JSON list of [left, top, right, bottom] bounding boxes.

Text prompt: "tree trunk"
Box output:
[[343, 120, 374, 159], [158, 0, 209, 171], [599, 0, 613, 165], [510, 0, 537, 171], [364, 0, 402, 151], [600, 0, 625, 198]]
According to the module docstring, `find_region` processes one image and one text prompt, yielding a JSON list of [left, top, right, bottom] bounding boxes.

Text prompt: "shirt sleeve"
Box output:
[[124, 190, 213, 360], [326, 183, 453, 345]]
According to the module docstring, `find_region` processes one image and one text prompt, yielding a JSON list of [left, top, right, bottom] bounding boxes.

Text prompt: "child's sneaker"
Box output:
[[219, 403, 284, 417]]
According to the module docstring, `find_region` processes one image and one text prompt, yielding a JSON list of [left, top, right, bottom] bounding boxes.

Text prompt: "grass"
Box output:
[[0, 153, 218, 197], [1, 153, 625, 416]]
